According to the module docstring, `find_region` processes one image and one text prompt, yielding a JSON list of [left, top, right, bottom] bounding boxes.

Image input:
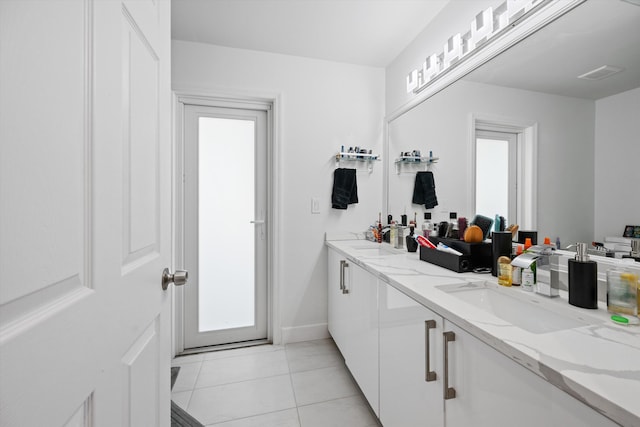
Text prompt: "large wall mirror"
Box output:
[[386, 0, 640, 247]]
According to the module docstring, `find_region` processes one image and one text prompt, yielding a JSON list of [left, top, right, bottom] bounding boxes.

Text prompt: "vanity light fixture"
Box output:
[[577, 65, 624, 81], [407, 0, 552, 94]]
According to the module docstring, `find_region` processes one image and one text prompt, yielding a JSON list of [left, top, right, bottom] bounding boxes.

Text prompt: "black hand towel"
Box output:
[[332, 168, 358, 209], [412, 171, 438, 209]]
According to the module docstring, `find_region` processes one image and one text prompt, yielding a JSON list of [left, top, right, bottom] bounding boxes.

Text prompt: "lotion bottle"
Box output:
[[568, 242, 598, 309], [422, 212, 432, 237]]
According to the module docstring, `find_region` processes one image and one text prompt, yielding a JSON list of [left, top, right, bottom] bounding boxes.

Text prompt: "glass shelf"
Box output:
[[335, 152, 381, 172], [395, 156, 439, 174]]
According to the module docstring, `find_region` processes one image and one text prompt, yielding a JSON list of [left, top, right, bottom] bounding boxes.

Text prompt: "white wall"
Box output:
[[172, 41, 384, 343], [594, 87, 640, 241], [388, 80, 595, 247]]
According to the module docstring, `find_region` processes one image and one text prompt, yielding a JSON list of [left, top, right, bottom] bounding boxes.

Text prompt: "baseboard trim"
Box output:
[[281, 323, 329, 344]]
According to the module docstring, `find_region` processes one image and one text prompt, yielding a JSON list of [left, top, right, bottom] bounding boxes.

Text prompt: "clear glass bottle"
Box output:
[[607, 268, 638, 323], [422, 212, 432, 237], [498, 256, 512, 287]]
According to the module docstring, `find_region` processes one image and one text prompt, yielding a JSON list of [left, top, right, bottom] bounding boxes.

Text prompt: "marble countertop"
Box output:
[[326, 233, 640, 427]]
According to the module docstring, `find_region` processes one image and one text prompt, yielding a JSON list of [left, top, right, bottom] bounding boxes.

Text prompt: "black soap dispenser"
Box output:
[[568, 242, 598, 309]]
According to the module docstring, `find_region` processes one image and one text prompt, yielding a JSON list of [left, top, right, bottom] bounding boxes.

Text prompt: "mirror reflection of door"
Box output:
[[183, 104, 269, 350], [475, 129, 518, 225]]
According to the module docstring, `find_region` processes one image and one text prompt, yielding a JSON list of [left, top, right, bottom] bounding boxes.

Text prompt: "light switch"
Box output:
[[311, 197, 320, 214]]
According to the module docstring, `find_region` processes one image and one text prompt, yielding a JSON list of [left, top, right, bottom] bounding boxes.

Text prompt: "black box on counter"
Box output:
[[419, 245, 473, 273], [428, 237, 492, 269], [418, 237, 492, 273]]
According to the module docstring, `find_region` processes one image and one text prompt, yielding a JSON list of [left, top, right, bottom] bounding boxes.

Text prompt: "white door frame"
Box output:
[[172, 89, 282, 355], [469, 114, 538, 231]]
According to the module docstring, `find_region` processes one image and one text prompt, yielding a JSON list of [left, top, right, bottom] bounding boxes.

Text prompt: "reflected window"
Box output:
[[475, 130, 518, 224]]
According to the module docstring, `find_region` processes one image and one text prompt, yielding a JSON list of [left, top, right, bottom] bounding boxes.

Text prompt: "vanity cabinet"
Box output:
[[329, 246, 620, 427], [378, 280, 618, 427], [444, 320, 617, 427], [327, 248, 379, 415]]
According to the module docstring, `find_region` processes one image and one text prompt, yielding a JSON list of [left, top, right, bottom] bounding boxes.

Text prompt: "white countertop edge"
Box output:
[[326, 239, 640, 427]]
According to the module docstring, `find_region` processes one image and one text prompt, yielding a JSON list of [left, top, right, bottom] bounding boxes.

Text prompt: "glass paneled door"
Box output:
[[183, 104, 268, 349]]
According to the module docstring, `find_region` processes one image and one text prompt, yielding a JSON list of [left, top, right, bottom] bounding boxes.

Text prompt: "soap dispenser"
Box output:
[[568, 242, 598, 309]]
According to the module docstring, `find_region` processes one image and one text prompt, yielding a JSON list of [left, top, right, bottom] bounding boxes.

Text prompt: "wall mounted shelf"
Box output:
[[394, 155, 439, 174], [335, 151, 381, 173]]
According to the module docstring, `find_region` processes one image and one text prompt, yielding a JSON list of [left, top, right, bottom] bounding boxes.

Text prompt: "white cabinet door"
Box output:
[[443, 320, 550, 427], [0, 1, 172, 426], [327, 248, 351, 357], [443, 321, 617, 427], [344, 261, 379, 416], [379, 283, 444, 427], [327, 248, 379, 416]]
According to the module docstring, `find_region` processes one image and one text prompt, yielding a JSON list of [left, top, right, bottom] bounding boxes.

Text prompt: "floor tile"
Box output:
[[172, 361, 202, 392], [203, 344, 284, 361], [207, 408, 300, 427], [285, 339, 344, 373], [298, 396, 379, 427], [188, 374, 296, 425], [290, 365, 359, 406], [196, 349, 289, 388], [172, 390, 192, 410], [172, 353, 205, 366]]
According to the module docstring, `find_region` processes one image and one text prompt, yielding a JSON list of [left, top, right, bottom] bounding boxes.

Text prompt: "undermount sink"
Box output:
[[347, 241, 399, 256], [438, 282, 591, 334]]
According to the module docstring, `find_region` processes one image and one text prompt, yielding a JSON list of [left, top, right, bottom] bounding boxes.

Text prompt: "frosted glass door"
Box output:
[[198, 117, 255, 332], [183, 104, 268, 349]]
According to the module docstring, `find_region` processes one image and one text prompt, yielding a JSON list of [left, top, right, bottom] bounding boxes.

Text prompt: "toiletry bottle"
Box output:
[[458, 217, 467, 241], [448, 212, 458, 239], [498, 256, 513, 287], [390, 221, 397, 247], [518, 245, 536, 291], [377, 213, 382, 243], [422, 213, 432, 237], [524, 237, 532, 251], [607, 267, 638, 323], [511, 245, 523, 286], [406, 226, 418, 252], [568, 242, 598, 309]]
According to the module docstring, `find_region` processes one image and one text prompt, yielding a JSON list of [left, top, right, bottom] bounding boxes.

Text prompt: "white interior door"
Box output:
[[182, 104, 268, 349], [0, 1, 172, 426]]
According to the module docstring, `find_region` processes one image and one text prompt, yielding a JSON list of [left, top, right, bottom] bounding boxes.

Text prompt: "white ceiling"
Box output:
[[171, 0, 449, 67]]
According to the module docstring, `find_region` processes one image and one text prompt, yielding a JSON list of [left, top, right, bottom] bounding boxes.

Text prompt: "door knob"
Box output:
[[162, 268, 188, 290]]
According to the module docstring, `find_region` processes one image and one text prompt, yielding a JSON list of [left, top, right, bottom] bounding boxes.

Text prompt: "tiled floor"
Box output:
[[171, 338, 381, 427]]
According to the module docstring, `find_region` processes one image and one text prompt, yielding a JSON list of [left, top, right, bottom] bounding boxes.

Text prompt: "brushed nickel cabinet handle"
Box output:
[[425, 320, 436, 382], [443, 331, 456, 400], [339, 260, 349, 294], [341, 260, 349, 294]]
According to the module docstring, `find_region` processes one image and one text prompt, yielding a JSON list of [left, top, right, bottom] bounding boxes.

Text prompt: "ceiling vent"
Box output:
[[577, 65, 624, 81]]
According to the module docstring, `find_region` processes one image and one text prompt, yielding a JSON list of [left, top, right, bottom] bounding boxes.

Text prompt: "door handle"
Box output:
[[425, 320, 436, 382], [162, 268, 189, 291], [249, 220, 265, 224], [443, 331, 456, 399]]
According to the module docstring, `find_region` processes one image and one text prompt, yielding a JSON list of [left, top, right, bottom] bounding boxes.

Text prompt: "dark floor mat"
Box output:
[[171, 366, 180, 390], [170, 366, 204, 427], [171, 401, 204, 427]]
